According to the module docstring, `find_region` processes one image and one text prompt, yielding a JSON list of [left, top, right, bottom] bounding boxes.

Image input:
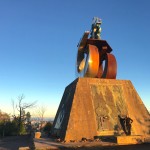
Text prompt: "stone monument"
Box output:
[[51, 17, 150, 142]]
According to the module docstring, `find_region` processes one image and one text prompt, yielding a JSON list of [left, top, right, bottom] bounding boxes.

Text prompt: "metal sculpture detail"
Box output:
[[90, 17, 102, 39], [77, 17, 117, 79]]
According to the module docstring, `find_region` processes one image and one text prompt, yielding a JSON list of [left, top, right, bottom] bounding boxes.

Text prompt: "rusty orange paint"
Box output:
[[77, 34, 117, 79], [84, 44, 99, 77]]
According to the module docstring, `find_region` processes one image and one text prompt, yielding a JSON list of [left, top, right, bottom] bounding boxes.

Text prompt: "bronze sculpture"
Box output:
[[51, 17, 150, 142], [77, 17, 117, 79]]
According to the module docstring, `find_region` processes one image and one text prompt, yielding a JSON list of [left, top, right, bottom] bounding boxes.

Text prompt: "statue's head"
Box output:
[[92, 17, 102, 25]]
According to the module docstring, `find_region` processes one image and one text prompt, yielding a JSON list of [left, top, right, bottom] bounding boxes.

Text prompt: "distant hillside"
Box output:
[[31, 117, 54, 122]]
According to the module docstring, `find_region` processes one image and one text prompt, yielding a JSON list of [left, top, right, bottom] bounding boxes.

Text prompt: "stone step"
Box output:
[[117, 135, 144, 145]]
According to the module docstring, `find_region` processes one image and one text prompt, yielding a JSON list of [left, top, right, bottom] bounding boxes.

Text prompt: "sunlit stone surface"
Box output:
[[51, 78, 150, 141]]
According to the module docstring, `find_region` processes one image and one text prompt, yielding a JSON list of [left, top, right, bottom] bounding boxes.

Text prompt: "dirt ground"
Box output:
[[34, 137, 150, 150], [64, 144, 150, 150], [0, 135, 150, 150], [59, 144, 150, 150], [0, 135, 33, 150]]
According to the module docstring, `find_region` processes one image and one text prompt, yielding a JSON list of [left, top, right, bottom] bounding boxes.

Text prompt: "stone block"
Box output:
[[51, 78, 150, 142], [117, 135, 144, 145]]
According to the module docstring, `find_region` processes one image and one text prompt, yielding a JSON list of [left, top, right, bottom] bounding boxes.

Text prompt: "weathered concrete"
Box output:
[[51, 78, 150, 142]]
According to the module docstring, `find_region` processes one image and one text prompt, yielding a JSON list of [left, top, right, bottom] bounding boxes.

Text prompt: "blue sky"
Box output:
[[0, 0, 150, 117]]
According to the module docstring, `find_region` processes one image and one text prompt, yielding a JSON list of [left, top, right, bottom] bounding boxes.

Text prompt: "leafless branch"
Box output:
[[11, 99, 16, 116]]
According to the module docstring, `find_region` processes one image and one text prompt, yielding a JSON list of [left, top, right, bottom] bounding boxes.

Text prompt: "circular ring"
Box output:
[[77, 44, 99, 77], [97, 53, 117, 79]]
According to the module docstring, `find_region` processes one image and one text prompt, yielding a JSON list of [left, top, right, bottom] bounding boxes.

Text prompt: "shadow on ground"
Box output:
[[0, 135, 32, 150]]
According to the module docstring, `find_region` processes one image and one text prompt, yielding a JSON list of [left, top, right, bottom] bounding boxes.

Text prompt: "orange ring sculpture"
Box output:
[[77, 44, 99, 77], [77, 32, 117, 79]]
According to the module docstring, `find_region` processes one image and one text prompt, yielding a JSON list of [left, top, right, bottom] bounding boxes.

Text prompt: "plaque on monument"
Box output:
[[51, 17, 150, 142]]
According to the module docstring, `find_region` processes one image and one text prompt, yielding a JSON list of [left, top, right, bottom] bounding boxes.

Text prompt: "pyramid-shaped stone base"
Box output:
[[51, 78, 150, 141]]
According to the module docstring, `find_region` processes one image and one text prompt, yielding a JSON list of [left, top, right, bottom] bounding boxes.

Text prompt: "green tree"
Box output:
[[26, 112, 32, 134], [0, 110, 28, 136], [0, 110, 10, 137], [43, 122, 52, 136]]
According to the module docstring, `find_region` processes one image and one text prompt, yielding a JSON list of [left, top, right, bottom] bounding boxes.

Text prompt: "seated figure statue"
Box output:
[[90, 17, 102, 39]]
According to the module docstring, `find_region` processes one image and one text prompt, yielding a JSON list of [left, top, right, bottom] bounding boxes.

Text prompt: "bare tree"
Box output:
[[11, 99, 16, 118], [36, 105, 47, 130], [13, 94, 37, 134]]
